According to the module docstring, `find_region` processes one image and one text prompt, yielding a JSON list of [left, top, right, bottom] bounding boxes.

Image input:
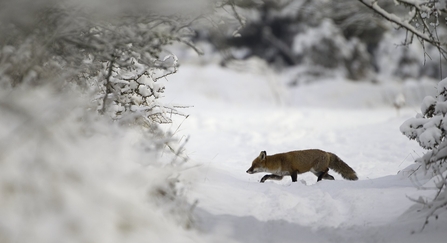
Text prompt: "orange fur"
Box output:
[[246, 149, 358, 183]]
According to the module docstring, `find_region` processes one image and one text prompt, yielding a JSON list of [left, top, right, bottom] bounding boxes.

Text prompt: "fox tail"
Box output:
[[328, 153, 358, 180]]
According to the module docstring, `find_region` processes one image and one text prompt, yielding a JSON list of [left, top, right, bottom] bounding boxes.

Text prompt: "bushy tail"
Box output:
[[328, 153, 358, 180]]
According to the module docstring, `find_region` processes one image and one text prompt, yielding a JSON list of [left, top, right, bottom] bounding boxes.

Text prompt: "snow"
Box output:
[[162, 62, 447, 243], [1, 59, 446, 242], [437, 78, 447, 97], [421, 96, 436, 114], [419, 125, 442, 148]]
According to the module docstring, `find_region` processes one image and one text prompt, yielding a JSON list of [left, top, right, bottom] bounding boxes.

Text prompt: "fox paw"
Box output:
[[260, 175, 268, 183]]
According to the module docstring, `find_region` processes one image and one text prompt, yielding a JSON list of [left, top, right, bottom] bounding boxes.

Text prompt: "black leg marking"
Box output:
[[260, 175, 269, 183], [260, 174, 283, 183], [317, 173, 324, 182], [291, 171, 298, 182], [323, 174, 335, 180], [317, 169, 330, 182]]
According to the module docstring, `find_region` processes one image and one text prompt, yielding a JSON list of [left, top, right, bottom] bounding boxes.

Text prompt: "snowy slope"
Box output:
[[164, 62, 447, 243]]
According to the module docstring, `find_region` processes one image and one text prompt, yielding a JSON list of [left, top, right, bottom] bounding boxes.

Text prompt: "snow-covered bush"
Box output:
[[400, 77, 447, 230], [193, 0, 446, 83], [292, 19, 373, 80], [0, 1, 220, 242], [0, 83, 209, 243], [196, 0, 381, 80], [0, 1, 201, 124]]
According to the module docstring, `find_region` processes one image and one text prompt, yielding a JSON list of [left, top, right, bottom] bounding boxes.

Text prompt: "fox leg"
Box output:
[[290, 171, 298, 182], [315, 168, 334, 182], [260, 174, 283, 183]]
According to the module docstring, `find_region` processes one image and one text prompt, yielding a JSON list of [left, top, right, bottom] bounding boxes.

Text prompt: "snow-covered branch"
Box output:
[[400, 77, 447, 231], [357, 0, 447, 60]]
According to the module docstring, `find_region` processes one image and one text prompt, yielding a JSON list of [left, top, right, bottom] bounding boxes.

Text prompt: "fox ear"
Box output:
[[259, 151, 267, 160]]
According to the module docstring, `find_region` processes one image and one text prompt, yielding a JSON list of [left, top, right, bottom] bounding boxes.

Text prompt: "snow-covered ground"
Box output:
[[164, 62, 446, 243]]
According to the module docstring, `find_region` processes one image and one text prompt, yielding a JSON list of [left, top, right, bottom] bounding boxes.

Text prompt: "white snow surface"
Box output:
[[163, 62, 446, 243]]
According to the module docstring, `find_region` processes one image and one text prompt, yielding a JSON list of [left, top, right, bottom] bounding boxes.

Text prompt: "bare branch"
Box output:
[[99, 59, 115, 115], [357, 0, 447, 59]]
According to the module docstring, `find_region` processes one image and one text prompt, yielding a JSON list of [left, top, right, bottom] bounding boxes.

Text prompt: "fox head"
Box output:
[[246, 151, 267, 174]]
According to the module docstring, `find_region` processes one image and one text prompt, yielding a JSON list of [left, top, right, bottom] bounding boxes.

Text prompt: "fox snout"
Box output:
[[246, 167, 254, 174]]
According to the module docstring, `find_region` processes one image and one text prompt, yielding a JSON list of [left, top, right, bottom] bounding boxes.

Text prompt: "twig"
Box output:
[[99, 59, 115, 114], [357, 0, 446, 55]]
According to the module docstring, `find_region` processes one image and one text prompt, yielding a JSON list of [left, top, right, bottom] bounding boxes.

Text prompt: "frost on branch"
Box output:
[[357, 0, 447, 61], [0, 4, 200, 125], [400, 77, 447, 231], [96, 54, 187, 124], [58, 12, 197, 124], [401, 78, 447, 163]]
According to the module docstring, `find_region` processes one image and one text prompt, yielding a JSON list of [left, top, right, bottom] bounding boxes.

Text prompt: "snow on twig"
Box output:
[[357, 0, 446, 59]]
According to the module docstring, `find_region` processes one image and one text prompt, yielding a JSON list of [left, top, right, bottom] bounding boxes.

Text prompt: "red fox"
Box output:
[[246, 149, 358, 183]]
